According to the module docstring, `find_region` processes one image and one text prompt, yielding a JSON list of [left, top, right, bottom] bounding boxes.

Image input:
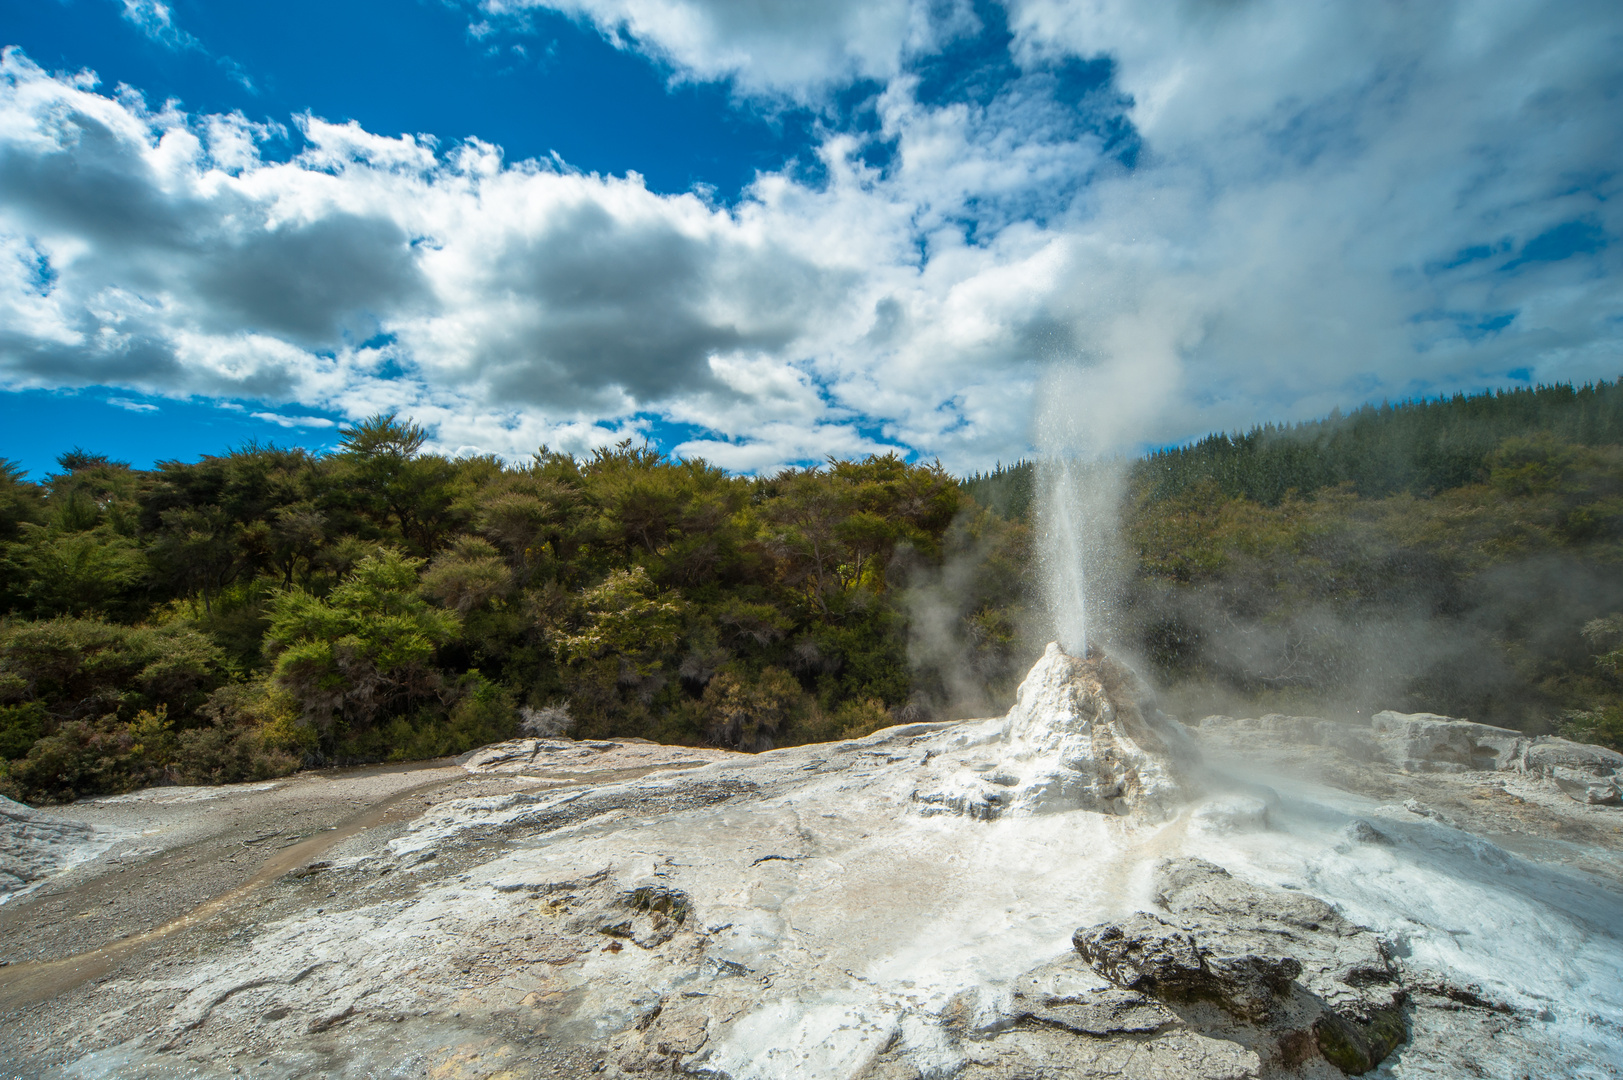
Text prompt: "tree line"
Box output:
[[0, 419, 1029, 802], [966, 380, 1623, 746], [5, 380, 1623, 803]]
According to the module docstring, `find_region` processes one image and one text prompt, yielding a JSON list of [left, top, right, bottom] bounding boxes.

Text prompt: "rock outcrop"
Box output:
[[1369, 710, 1525, 772], [1199, 709, 1623, 803], [459, 737, 735, 777], [1073, 858, 1408, 1074]]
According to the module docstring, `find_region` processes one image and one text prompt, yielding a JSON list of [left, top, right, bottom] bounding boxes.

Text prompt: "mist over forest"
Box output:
[[3, 380, 1621, 804]]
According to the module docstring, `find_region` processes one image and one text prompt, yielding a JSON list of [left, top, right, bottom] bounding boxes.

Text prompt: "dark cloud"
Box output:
[[474, 199, 831, 407], [0, 326, 189, 391], [0, 110, 194, 251], [191, 213, 429, 348], [0, 106, 430, 355]]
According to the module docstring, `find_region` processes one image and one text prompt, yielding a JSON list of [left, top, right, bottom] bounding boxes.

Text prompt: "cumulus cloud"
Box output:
[[477, 0, 930, 99], [991, 0, 1623, 441], [1, 0, 1620, 471]]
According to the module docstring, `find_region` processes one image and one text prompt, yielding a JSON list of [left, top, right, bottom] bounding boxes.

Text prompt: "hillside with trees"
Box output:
[[5, 381, 1622, 804], [967, 381, 1623, 744], [0, 421, 1029, 802]]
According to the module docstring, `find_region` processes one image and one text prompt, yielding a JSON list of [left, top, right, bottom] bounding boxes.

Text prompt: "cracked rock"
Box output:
[[1074, 858, 1407, 1075]]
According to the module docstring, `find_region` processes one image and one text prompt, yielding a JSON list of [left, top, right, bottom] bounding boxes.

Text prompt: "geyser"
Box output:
[[1039, 457, 1091, 654], [1033, 363, 1127, 658], [911, 641, 1201, 821]]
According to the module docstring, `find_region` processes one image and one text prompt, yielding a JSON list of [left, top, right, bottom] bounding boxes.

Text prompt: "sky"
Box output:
[[0, 0, 1618, 478]]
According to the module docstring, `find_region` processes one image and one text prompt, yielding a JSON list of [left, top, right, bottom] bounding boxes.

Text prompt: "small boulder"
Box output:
[[1072, 913, 1206, 998], [1550, 769, 1622, 806], [1524, 737, 1623, 779], [1341, 819, 1393, 846], [1072, 911, 1301, 1023]]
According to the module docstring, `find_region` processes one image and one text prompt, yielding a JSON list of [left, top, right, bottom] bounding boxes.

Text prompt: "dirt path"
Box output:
[[0, 764, 485, 1012], [0, 737, 740, 1069], [0, 760, 514, 1013]]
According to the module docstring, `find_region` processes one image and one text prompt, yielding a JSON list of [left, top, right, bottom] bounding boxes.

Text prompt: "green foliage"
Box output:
[[1560, 707, 1623, 752], [830, 697, 894, 739], [0, 617, 230, 725], [2, 715, 148, 803], [1139, 380, 1623, 506], [0, 459, 44, 544], [266, 548, 461, 747], [2, 524, 147, 617], [0, 617, 238, 801], [961, 460, 1035, 522], [1124, 428, 1623, 727], [0, 702, 45, 759], [701, 666, 808, 749], [8, 380, 1623, 803], [1583, 615, 1623, 676]]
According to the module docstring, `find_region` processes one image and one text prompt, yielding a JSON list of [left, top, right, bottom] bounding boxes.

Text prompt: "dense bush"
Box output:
[[0, 419, 1026, 801], [5, 381, 1622, 802], [962, 381, 1623, 731]]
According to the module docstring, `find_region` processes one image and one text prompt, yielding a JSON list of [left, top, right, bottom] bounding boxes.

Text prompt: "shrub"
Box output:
[[1, 715, 148, 803], [1561, 707, 1623, 752], [0, 616, 230, 727], [832, 697, 894, 740], [701, 666, 807, 750], [0, 702, 45, 760], [168, 678, 310, 785], [519, 703, 573, 737]]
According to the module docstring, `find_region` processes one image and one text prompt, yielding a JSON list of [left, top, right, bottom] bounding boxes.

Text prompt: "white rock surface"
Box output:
[[459, 737, 735, 776], [1204, 710, 1623, 796], [0, 795, 113, 905], [911, 643, 1200, 823], [1003, 643, 1200, 818], [15, 649, 1623, 1080]]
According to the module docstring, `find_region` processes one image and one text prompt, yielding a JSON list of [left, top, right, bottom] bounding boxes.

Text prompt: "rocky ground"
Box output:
[[1, 649, 1620, 1080]]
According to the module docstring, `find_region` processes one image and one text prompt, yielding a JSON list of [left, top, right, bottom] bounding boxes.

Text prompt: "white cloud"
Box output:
[[993, 0, 1623, 442], [120, 0, 203, 52], [1, 0, 1620, 474], [107, 396, 158, 412], [250, 412, 337, 429], [478, 0, 932, 99]]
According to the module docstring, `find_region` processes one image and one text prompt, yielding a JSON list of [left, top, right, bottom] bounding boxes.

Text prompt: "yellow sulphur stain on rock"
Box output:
[[428, 1041, 522, 1080]]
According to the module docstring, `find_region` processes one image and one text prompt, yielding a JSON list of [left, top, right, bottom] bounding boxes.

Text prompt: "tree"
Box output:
[[330, 414, 466, 554], [3, 524, 147, 617], [0, 459, 44, 544], [266, 548, 461, 739]]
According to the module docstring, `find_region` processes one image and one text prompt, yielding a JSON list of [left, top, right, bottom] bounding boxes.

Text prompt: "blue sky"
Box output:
[[2, 0, 816, 196], [0, 0, 1618, 477], [0, 0, 824, 474]]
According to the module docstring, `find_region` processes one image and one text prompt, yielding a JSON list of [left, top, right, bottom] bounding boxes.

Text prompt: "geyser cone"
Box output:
[[916, 643, 1201, 822], [1003, 643, 1200, 819]]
